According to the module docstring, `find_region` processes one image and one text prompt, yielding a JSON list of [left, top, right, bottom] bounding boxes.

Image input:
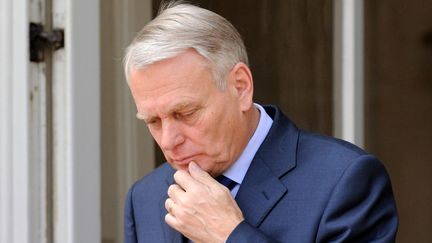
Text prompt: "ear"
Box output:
[[228, 62, 254, 112]]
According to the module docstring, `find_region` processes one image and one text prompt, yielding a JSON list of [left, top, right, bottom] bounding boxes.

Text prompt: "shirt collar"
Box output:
[[223, 103, 273, 185]]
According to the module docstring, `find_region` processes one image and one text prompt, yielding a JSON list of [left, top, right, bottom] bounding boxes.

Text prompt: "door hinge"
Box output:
[[30, 22, 65, 62]]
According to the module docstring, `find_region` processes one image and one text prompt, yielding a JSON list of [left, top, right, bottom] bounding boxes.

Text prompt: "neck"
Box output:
[[217, 105, 260, 177], [245, 104, 261, 143]]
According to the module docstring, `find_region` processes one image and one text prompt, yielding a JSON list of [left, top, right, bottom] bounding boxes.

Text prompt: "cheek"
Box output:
[[148, 128, 166, 151], [148, 128, 159, 142], [198, 116, 236, 152], [182, 123, 219, 155], [198, 115, 223, 141]]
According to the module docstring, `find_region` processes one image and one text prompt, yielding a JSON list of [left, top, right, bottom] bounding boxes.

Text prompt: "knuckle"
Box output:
[[175, 209, 187, 221], [182, 196, 192, 205], [174, 170, 187, 181], [165, 199, 172, 212], [189, 186, 201, 194], [173, 171, 181, 181], [221, 186, 230, 194], [214, 187, 227, 197], [176, 196, 185, 206], [167, 185, 175, 196]]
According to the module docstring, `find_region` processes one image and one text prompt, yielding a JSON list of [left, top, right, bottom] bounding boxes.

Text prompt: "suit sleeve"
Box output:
[[124, 184, 138, 243], [316, 154, 398, 242], [227, 220, 282, 243]]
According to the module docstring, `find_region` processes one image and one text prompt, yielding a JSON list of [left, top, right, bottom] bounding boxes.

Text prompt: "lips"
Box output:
[[171, 155, 195, 165]]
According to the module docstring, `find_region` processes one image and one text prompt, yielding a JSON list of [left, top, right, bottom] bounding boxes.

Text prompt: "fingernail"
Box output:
[[189, 161, 199, 172]]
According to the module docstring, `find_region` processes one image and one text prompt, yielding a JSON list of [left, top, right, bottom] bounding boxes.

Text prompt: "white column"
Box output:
[[333, 0, 364, 147], [0, 0, 32, 242]]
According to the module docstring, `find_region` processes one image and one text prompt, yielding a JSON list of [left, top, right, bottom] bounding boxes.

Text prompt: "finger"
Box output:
[[164, 198, 176, 216], [188, 161, 219, 187], [173, 169, 202, 191], [164, 204, 186, 236], [165, 212, 181, 231], [167, 184, 186, 202]]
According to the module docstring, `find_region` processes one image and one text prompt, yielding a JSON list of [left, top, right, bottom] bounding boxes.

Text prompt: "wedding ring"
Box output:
[[166, 199, 175, 216]]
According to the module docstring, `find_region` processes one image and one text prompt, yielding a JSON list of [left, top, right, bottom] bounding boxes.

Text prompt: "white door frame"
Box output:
[[0, 0, 101, 242], [0, 0, 32, 242], [53, 0, 100, 242]]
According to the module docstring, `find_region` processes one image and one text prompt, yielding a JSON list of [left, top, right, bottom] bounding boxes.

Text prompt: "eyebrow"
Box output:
[[136, 102, 198, 122], [136, 113, 147, 120]]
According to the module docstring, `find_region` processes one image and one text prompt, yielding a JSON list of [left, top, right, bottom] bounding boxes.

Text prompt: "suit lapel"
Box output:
[[235, 105, 299, 227], [160, 167, 184, 243], [235, 155, 288, 227]]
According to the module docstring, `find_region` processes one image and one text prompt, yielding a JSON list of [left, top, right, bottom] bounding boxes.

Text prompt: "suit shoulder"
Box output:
[[289, 130, 391, 201], [296, 130, 378, 171], [299, 129, 367, 157]]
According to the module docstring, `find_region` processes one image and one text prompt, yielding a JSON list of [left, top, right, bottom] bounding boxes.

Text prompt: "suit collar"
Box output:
[[235, 105, 299, 227], [257, 105, 298, 177]]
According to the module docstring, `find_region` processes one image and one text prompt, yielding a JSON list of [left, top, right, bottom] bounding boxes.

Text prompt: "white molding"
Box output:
[[53, 0, 101, 242], [0, 0, 14, 242], [333, 0, 364, 147], [11, 0, 32, 240]]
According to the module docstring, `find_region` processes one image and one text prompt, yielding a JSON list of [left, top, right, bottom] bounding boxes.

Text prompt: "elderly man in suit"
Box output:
[[123, 2, 398, 243]]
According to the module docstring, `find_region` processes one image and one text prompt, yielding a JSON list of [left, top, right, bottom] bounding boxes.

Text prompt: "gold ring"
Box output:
[[167, 199, 174, 216]]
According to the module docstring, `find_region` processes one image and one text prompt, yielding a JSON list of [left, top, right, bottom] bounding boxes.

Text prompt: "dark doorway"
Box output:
[[365, 0, 432, 242]]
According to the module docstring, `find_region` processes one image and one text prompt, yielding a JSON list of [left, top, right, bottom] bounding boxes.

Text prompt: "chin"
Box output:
[[197, 164, 221, 177], [168, 157, 223, 176], [170, 162, 188, 171]]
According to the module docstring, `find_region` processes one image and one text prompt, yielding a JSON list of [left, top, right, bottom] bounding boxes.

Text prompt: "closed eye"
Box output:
[[174, 109, 197, 120], [144, 118, 160, 126]]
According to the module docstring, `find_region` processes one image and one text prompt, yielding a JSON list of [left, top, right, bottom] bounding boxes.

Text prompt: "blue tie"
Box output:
[[215, 175, 237, 191]]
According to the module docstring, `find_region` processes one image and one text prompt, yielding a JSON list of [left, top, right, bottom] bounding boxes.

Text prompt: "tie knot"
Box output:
[[215, 175, 237, 191]]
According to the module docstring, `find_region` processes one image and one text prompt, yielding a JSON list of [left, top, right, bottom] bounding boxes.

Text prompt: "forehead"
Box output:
[[129, 50, 217, 117], [130, 50, 212, 92]]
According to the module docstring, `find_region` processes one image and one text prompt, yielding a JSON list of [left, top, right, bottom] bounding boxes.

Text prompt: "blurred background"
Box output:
[[1, 0, 431, 243]]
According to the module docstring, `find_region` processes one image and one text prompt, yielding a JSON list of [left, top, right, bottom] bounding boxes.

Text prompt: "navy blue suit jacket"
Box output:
[[124, 105, 398, 242]]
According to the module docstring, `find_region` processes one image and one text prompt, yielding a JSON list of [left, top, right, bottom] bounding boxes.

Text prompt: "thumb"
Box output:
[[188, 161, 217, 186]]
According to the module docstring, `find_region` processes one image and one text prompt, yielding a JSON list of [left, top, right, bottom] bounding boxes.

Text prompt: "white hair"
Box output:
[[123, 1, 249, 89]]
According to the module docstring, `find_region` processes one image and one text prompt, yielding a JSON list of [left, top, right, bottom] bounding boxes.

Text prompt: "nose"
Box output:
[[159, 120, 185, 151]]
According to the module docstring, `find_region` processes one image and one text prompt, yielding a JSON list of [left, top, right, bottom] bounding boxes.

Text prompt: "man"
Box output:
[[124, 2, 398, 243]]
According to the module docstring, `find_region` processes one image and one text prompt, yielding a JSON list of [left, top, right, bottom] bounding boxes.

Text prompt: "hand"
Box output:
[[165, 161, 244, 243]]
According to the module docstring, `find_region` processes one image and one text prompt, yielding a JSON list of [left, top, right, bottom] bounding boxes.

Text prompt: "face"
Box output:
[[129, 50, 255, 176]]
